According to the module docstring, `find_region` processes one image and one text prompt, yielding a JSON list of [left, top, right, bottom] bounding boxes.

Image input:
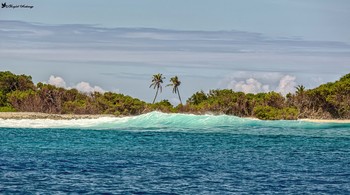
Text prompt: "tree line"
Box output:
[[0, 71, 349, 120]]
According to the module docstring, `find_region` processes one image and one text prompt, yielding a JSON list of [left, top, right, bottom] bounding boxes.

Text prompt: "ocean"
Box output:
[[1, 112, 350, 194]]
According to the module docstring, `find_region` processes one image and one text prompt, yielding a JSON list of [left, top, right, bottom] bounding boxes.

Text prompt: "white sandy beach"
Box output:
[[299, 118, 350, 124], [0, 112, 115, 120]]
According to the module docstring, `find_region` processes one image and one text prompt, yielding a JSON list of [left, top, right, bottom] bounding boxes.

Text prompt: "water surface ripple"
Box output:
[[1, 112, 350, 194]]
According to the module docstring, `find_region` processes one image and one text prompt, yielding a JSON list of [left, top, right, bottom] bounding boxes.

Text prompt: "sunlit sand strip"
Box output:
[[0, 112, 115, 120], [300, 119, 350, 124]]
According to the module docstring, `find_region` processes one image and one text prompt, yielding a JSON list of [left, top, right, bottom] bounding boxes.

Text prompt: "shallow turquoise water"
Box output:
[[1, 112, 350, 194]]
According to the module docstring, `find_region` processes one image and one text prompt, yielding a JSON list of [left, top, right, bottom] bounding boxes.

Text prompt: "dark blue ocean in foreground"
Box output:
[[1, 112, 350, 194]]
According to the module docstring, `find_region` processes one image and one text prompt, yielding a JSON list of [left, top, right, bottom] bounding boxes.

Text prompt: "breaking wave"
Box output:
[[1, 112, 349, 131]]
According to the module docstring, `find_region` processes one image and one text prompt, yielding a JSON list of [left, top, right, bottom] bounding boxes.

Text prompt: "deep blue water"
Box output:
[[1, 112, 350, 194]]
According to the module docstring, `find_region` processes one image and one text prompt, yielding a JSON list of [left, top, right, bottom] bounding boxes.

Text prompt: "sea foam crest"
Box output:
[[0, 111, 349, 130]]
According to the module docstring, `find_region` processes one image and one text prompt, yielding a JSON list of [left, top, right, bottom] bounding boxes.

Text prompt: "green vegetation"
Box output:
[[148, 100, 177, 113], [182, 90, 299, 119], [1, 71, 350, 120], [254, 106, 299, 120], [0, 71, 148, 116], [287, 74, 350, 119]]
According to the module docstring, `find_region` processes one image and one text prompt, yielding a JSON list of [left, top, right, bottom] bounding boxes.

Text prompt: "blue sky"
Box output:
[[1, 0, 350, 104]]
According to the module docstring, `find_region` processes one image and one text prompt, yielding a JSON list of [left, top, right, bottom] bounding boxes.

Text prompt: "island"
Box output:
[[0, 71, 349, 120]]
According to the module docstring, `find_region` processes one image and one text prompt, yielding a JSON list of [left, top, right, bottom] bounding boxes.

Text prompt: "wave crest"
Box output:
[[0, 111, 349, 130]]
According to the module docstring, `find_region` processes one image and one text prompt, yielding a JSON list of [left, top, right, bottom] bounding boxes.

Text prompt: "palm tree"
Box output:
[[295, 85, 306, 113], [149, 73, 165, 104], [295, 85, 306, 96], [167, 76, 183, 105]]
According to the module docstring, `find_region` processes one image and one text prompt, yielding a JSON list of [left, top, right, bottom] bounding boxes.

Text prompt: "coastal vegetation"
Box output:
[[0, 71, 349, 120]]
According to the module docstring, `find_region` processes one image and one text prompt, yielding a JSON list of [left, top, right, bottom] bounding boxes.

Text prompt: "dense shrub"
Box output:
[[253, 106, 299, 120]]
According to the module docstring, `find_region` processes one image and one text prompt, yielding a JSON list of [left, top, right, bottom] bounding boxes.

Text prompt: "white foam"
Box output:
[[1, 111, 347, 130]]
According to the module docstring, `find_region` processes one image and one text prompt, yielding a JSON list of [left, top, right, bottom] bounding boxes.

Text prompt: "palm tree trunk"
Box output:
[[177, 88, 183, 105], [152, 88, 159, 104]]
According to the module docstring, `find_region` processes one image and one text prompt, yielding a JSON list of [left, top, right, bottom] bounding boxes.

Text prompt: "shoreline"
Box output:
[[1, 112, 350, 123], [0, 112, 115, 120], [299, 118, 350, 124]]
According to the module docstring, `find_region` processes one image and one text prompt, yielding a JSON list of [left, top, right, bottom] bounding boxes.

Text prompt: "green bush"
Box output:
[[0, 106, 16, 112], [150, 100, 176, 113], [254, 106, 299, 120]]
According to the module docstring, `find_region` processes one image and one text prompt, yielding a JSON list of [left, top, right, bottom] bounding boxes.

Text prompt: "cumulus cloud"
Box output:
[[228, 78, 269, 94], [47, 75, 105, 93], [276, 75, 297, 95], [222, 71, 298, 95], [48, 75, 66, 88], [75, 82, 105, 93]]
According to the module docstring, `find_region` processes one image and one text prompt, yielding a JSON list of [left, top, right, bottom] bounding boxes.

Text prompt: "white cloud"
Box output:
[[46, 75, 105, 93], [228, 78, 270, 94], [75, 82, 105, 94], [48, 75, 66, 88], [223, 72, 298, 95], [221, 71, 283, 86], [276, 75, 297, 95]]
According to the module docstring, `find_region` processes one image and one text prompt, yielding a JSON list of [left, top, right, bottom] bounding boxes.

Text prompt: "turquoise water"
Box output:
[[1, 112, 350, 194]]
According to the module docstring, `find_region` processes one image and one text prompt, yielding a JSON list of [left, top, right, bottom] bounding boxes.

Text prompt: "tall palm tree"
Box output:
[[149, 73, 165, 104], [167, 76, 183, 105]]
